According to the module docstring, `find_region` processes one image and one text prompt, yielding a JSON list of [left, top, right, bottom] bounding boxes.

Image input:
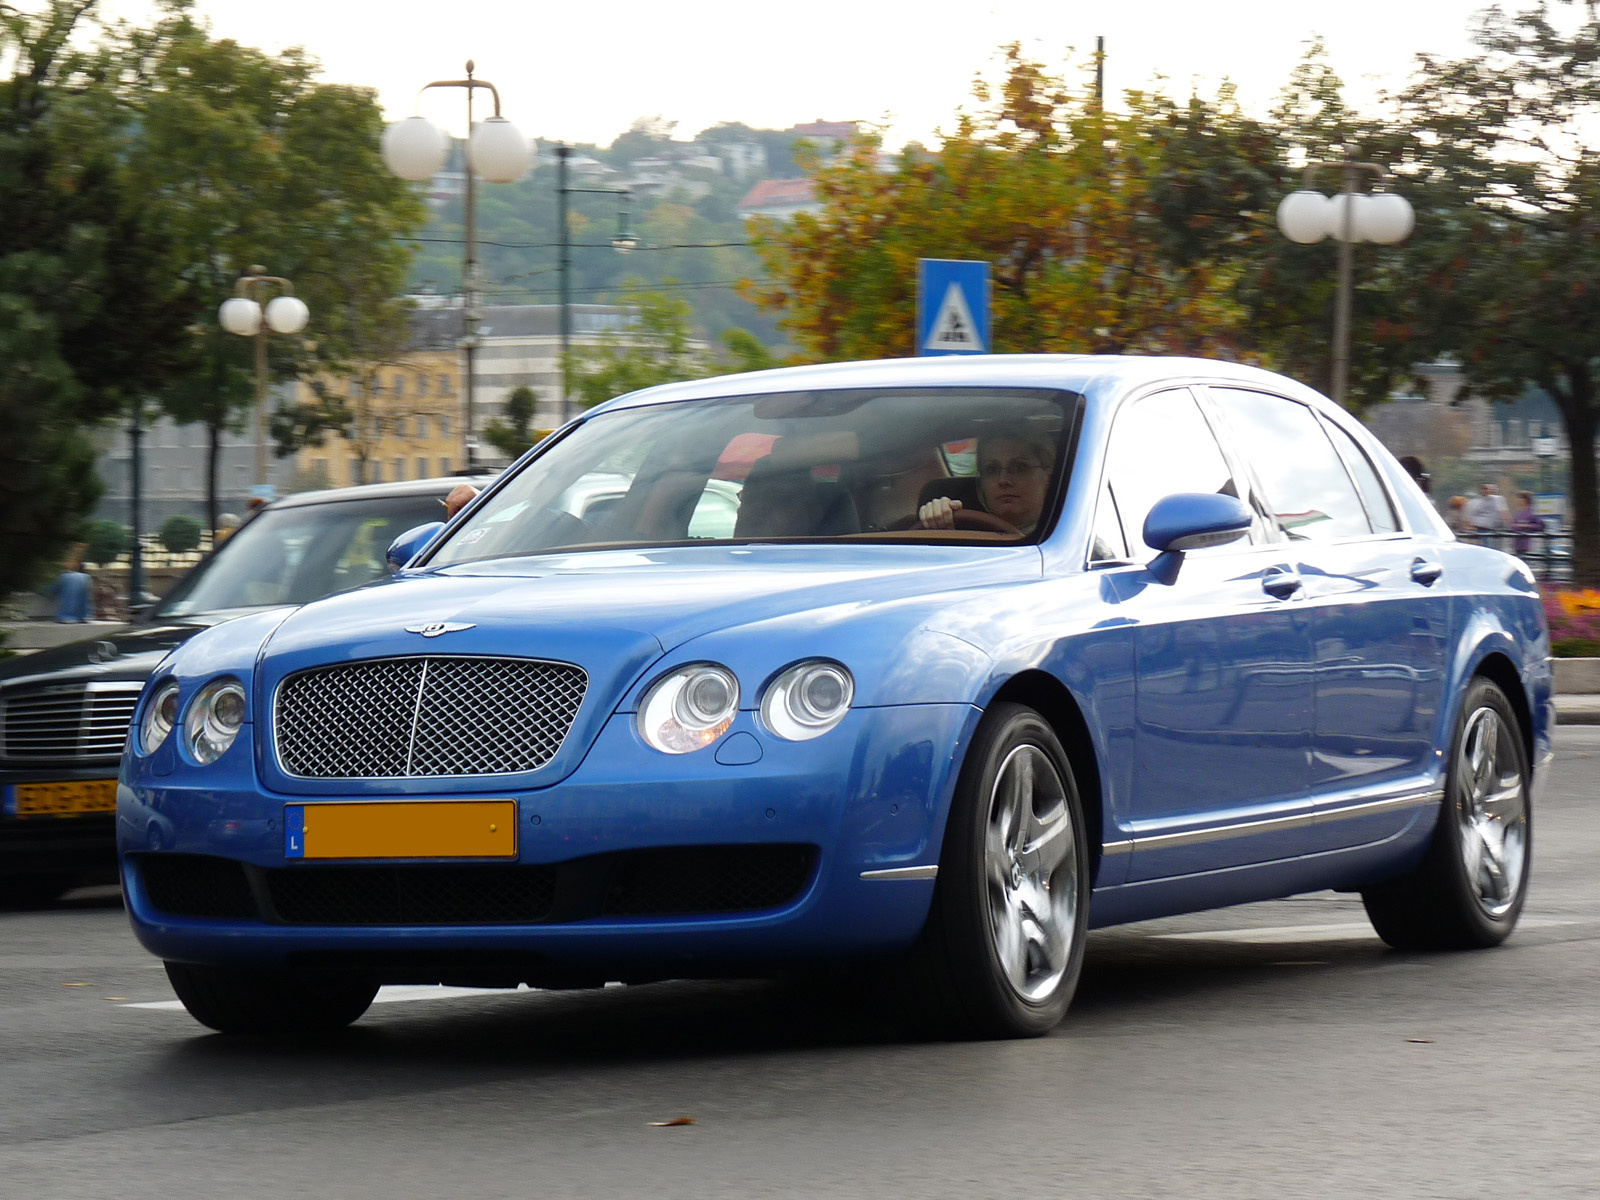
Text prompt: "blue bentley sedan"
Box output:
[[118, 356, 1552, 1038]]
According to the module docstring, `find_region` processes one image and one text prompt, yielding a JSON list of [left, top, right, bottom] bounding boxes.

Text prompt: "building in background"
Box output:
[[92, 394, 296, 529]]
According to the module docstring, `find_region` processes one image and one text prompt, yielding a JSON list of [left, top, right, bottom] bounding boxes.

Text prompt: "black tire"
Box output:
[[0, 873, 78, 909], [1362, 677, 1532, 950], [899, 702, 1090, 1039], [164, 961, 378, 1035]]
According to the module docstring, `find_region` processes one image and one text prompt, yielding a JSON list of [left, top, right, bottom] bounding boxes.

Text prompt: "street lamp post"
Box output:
[[1275, 157, 1415, 408], [556, 144, 637, 425], [219, 266, 310, 491], [383, 63, 530, 469]]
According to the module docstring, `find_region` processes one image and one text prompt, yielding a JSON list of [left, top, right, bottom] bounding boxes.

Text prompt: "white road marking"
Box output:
[[1147, 916, 1577, 944]]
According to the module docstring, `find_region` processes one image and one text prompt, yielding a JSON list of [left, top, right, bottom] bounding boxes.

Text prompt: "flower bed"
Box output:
[[1544, 589, 1600, 658]]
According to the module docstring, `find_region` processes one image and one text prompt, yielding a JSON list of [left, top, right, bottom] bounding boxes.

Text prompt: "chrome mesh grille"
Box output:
[[275, 656, 587, 779], [0, 683, 143, 763]]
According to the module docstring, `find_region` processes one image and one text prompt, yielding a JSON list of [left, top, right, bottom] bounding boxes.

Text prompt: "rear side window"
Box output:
[[1212, 389, 1371, 542], [1102, 388, 1241, 560], [1322, 418, 1400, 534]]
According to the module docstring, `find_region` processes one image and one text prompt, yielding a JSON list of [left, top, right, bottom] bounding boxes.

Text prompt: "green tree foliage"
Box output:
[[482, 385, 541, 459], [566, 284, 777, 410], [84, 2, 427, 529], [158, 513, 202, 554], [81, 518, 131, 567], [1390, 1, 1600, 584], [747, 47, 1263, 363], [0, 0, 196, 595]]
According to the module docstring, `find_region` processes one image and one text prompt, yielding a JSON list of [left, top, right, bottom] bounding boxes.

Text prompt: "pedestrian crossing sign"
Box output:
[[918, 259, 990, 356]]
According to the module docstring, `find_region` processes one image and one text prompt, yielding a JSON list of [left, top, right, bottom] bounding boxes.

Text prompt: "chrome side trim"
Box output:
[[860, 865, 939, 882], [1132, 786, 1441, 854], [1101, 839, 1134, 856]]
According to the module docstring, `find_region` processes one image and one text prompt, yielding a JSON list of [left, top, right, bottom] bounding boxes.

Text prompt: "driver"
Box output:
[[917, 433, 1056, 535]]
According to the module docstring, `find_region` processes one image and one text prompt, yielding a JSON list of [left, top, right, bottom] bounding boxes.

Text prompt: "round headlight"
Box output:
[[760, 661, 853, 741], [637, 664, 740, 754], [185, 678, 247, 765], [140, 680, 179, 754]]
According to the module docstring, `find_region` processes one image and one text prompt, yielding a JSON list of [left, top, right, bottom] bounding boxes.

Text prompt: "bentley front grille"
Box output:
[[0, 682, 144, 764], [274, 656, 587, 779]]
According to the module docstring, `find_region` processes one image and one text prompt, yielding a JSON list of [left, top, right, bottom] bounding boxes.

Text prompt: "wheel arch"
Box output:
[[987, 669, 1106, 883], [1472, 650, 1534, 771]]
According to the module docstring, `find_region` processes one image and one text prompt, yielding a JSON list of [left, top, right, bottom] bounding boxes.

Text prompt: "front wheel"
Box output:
[[1362, 677, 1531, 950], [164, 962, 378, 1035], [899, 702, 1090, 1038]]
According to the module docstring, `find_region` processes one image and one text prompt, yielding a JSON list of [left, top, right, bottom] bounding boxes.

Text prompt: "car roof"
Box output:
[[269, 474, 499, 511], [586, 354, 1325, 415]]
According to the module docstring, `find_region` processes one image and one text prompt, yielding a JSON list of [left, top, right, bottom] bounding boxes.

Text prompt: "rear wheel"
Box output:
[[1362, 678, 1531, 950], [900, 702, 1089, 1038], [164, 962, 378, 1035]]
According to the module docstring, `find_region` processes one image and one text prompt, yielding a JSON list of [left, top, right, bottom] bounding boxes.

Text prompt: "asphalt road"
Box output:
[[4, 730, 1598, 1200]]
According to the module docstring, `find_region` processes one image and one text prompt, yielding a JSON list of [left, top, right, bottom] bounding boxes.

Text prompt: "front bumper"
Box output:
[[119, 704, 978, 978], [2, 767, 120, 877]]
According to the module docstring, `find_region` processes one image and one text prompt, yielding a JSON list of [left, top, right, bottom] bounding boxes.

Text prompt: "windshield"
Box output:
[[156, 493, 448, 618], [428, 387, 1075, 567]]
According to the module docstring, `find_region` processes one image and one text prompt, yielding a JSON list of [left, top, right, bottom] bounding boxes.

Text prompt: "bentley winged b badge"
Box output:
[[404, 621, 476, 638]]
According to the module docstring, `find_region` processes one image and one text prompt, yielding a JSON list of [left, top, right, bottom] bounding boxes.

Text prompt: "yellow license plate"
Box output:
[[285, 800, 517, 860], [13, 779, 118, 816]]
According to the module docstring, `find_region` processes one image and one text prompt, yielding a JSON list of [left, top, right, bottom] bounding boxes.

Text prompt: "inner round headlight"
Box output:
[[139, 680, 179, 754], [761, 661, 854, 741], [185, 678, 248, 764], [637, 664, 739, 754]]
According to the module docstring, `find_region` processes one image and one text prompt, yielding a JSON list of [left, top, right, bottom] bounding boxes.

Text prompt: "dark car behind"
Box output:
[[0, 476, 489, 904]]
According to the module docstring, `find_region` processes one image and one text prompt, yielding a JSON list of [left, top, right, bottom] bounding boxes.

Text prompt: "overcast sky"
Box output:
[[91, 0, 1499, 146]]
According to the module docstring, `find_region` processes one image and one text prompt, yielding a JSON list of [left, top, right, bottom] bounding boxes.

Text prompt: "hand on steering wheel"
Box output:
[[916, 497, 1021, 536]]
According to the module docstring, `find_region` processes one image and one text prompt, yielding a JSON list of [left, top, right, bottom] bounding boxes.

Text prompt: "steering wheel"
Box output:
[[951, 508, 1021, 535], [882, 507, 1022, 535]]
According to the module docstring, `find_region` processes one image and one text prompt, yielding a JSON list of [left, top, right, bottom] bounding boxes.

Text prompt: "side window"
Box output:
[[1090, 478, 1128, 562], [1104, 388, 1241, 560], [1212, 389, 1371, 541], [1322, 418, 1399, 534]]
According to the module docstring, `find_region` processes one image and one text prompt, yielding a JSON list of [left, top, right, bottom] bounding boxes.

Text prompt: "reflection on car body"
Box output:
[[117, 357, 1551, 1039]]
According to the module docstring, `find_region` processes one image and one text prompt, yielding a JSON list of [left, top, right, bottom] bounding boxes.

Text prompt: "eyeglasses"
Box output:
[[979, 458, 1048, 481]]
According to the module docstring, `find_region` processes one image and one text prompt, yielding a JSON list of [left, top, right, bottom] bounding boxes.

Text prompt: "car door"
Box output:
[[1207, 388, 1449, 850], [1092, 387, 1316, 882]]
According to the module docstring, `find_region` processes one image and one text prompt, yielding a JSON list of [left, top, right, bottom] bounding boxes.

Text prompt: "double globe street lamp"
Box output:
[[382, 62, 530, 467], [1276, 160, 1415, 408], [218, 267, 310, 490]]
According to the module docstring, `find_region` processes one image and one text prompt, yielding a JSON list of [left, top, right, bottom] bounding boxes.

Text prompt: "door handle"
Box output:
[[1410, 559, 1444, 587], [1262, 569, 1303, 599]]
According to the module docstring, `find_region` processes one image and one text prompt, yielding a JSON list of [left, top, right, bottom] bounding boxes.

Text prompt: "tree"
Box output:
[[81, 519, 130, 567], [565, 283, 773, 410], [0, 0, 197, 595], [159, 513, 202, 554], [1394, 1, 1600, 584], [747, 46, 1260, 364], [86, 3, 427, 529], [482, 386, 541, 460]]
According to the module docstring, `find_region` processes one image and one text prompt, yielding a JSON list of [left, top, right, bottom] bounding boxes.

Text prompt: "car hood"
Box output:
[[250, 544, 1040, 796], [266, 544, 1043, 661], [0, 619, 229, 689]]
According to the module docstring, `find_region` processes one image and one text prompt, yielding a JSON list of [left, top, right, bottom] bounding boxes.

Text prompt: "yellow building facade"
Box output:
[[291, 344, 465, 491]]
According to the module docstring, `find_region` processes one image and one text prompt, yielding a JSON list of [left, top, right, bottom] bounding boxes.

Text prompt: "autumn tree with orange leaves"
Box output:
[[747, 47, 1281, 363]]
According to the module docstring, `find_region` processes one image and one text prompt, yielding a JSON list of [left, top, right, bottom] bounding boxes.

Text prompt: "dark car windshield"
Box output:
[[156, 494, 447, 618], [427, 387, 1075, 567]]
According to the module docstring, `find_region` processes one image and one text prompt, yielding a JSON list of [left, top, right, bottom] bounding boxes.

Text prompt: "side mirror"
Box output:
[[386, 521, 445, 572], [1143, 492, 1254, 576]]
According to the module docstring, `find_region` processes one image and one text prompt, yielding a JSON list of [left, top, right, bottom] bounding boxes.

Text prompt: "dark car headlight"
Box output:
[[637, 664, 739, 754], [139, 680, 180, 754], [185, 678, 247, 764], [760, 661, 853, 741]]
